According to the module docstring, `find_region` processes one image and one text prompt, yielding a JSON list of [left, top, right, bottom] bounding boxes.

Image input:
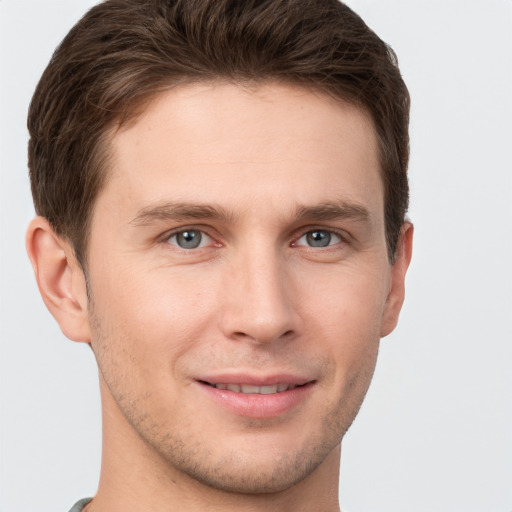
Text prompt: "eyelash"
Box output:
[[162, 226, 349, 251], [292, 228, 346, 249], [164, 227, 218, 251]]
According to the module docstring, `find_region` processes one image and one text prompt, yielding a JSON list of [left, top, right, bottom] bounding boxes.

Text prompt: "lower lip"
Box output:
[[196, 381, 314, 418]]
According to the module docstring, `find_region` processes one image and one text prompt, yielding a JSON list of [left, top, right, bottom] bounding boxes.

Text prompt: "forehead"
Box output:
[[98, 82, 383, 221]]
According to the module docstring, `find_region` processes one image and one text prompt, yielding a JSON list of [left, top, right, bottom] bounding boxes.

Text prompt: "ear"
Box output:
[[26, 216, 91, 343], [380, 222, 414, 337]]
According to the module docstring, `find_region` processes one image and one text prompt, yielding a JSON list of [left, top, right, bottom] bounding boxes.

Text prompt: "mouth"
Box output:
[[198, 381, 306, 394], [195, 376, 315, 418]]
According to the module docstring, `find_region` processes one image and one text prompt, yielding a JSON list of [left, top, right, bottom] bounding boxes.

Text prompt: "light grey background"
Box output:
[[1, 1, 511, 511]]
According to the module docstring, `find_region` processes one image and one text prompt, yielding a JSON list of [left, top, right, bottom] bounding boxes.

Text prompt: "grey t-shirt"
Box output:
[[67, 497, 347, 511], [68, 498, 92, 512]]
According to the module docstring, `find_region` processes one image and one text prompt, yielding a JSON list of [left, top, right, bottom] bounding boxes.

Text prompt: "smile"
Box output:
[[196, 378, 314, 418], [201, 382, 301, 394]]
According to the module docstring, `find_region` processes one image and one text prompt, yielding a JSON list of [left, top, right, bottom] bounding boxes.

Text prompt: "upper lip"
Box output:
[[196, 374, 313, 387]]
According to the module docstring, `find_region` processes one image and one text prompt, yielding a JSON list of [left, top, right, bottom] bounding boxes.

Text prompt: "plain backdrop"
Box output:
[[1, 1, 511, 511]]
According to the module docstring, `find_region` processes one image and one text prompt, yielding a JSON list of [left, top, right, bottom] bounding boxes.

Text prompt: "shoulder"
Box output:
[[67, 498, 92, 512]]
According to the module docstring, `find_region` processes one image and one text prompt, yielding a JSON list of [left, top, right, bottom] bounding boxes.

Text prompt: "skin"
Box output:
[[27, 82, 413, 512]]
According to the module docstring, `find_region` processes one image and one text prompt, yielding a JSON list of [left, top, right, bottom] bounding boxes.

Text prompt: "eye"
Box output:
[[167, 229, 212, 249], [295, 229, 342, 248]]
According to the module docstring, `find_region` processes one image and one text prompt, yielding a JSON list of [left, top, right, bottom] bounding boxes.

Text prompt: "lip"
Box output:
[[195, 374, 315, 418], [197, 373, 312, 387]]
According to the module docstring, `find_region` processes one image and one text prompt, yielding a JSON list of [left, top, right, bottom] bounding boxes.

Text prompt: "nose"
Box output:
[[219, 244, 298, 345]]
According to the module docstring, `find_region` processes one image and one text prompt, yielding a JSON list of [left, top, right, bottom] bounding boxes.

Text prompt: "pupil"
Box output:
[[177, 230, 201, 249], [307, 231, 331, 247]]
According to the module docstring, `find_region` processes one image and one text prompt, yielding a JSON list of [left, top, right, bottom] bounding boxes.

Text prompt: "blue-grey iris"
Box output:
[[176, 230, 202, 249], [306, 230, 331, 247]]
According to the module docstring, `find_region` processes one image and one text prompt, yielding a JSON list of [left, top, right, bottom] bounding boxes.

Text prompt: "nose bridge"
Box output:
[[220, 237, 296, 344]]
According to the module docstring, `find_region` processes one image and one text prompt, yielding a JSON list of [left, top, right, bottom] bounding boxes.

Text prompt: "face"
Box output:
[[85, 83, 403, 493]]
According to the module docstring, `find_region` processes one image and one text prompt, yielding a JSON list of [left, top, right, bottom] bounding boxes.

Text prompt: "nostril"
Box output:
[[231, 329, 294, 343]]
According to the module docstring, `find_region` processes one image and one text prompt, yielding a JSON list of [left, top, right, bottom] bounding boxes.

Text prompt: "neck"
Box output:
[[89, 380, 342, 512]]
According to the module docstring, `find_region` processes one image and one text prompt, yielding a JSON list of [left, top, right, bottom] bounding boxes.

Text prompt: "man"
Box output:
[[25, 0, 412, 510]]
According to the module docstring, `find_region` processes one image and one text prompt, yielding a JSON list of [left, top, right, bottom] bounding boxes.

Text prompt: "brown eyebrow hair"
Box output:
[[130, 200, 371, 227], [130, 202, 234, 226], [295, 202, 371, 224]]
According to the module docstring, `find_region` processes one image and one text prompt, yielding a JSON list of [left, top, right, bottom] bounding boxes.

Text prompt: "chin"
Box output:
[[154, 425, 343, 495], [177, 451, 324, 494]]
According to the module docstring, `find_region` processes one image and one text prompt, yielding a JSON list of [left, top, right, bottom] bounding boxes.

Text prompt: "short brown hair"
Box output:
[[28, 0, 410, 266]]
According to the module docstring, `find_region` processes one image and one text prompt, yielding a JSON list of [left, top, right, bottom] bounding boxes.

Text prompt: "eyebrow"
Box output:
[[130, 202, 234, 226], [130, 199, 371, 227], [294, 201, 371, 225]]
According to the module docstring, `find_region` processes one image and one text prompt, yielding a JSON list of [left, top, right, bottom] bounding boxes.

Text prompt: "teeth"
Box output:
[[212, 383, 295, 394], [241, 384, 260, 394]]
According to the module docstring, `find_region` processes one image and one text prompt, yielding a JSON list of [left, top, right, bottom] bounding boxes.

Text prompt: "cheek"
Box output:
[[301, 265, 387, 381], [302, 262, 389, 334], [88, 259, 224, 372]]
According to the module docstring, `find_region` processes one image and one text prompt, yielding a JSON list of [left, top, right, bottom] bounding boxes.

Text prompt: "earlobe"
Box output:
[[26, 216, 91, 343], [380, 222, 414, 337]]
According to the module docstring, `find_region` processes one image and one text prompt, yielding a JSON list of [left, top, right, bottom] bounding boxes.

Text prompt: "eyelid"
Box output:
[[157, 224, 351, 249], [291, 226, 350, 247], [161, 225, 221, 249]]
